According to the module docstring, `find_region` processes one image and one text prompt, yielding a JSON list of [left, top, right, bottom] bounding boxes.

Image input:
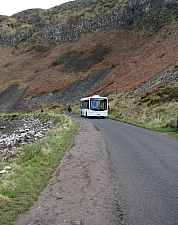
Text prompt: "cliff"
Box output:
[[0, 0, 177, 47]]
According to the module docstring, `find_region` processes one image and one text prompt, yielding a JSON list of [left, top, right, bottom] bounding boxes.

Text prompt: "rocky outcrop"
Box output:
[[127, 64, 178, 98], [0, 115, 51, 163], [0, 0, 178, 46], [0, 84, 28, 111]]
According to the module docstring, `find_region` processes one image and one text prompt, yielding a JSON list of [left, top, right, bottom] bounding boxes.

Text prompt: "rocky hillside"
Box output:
[[0, 0, 177, 46], [0, 0, 178, 111]]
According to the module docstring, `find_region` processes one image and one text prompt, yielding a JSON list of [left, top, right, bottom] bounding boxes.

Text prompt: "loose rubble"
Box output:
[[126, 65, 178, 98], [0, 115, 51, 164]]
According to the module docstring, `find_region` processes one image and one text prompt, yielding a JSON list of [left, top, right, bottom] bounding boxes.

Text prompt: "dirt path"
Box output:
[[14, 118, 123, 225]]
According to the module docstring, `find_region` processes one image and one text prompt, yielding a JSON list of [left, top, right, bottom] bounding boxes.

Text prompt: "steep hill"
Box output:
[[0, 0, 178, 111]]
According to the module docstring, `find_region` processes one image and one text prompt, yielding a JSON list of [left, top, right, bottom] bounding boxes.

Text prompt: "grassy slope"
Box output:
[[107, 86, 178, 138], [0, 112, 79, 225]]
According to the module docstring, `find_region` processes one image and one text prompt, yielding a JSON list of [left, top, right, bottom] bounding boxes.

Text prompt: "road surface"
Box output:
[[77, 115, 178, 225]]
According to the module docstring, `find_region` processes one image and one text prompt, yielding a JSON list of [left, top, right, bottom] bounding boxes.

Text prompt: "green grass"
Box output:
[[108, 87, 178, 139], [0, 113, 79, 225], [169, 132, 178, 139]]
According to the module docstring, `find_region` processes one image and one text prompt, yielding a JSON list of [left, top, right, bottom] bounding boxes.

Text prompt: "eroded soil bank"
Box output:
[[14, 118, 123, 225]]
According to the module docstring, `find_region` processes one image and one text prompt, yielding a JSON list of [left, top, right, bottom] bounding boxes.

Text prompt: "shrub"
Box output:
[[50, 44, 110, 72]]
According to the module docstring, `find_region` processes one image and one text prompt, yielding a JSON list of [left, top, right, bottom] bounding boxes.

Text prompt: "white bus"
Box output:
[[80, 95, 108, 118]]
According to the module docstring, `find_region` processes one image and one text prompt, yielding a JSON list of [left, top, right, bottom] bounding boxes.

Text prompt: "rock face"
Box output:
[[0, 0, 177, 46], [127, 64, 178, 98], [0, 115, 51, 162], [0, 68, 114, 112]]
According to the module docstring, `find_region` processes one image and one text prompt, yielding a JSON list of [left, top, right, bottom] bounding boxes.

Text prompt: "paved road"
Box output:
[[75, 115, 178, 225], [14, 118, 120, 225]]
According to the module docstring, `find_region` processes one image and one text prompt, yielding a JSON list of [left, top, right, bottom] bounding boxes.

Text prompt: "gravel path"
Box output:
[[14, 118, 123, 225]]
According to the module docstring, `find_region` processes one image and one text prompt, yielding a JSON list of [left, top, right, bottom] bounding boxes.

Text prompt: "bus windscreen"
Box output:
[[90, 98, 107, 111]]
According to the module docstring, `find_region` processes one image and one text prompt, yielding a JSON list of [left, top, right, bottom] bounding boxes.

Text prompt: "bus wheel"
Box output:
[[85, 112, 87, 117]]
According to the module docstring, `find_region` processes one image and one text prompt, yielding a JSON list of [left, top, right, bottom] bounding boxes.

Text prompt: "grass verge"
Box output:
[[107, 88, 178, 139], [0, 113, 79, 225]]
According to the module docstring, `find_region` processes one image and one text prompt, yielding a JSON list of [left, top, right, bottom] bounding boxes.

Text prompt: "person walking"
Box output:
[[68, 105, 72, 116]]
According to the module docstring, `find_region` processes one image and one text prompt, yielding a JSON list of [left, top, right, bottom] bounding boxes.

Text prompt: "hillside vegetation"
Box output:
[[0, 0, 177, 131], [108, 87, 178, 134]]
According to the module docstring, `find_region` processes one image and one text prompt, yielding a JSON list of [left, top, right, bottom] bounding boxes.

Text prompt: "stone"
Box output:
[[0, 116, 51, 162]]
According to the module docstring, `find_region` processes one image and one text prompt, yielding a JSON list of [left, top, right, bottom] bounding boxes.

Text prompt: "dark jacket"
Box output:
[[68, 106, 72, 112]]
